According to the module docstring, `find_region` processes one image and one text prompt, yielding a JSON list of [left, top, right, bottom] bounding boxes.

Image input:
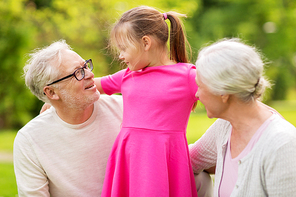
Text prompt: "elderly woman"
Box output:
[[189, 38, 296, 196]]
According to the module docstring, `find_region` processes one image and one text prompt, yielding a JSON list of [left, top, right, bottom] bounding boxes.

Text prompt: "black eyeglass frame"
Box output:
[[46, 59, 93, 86]]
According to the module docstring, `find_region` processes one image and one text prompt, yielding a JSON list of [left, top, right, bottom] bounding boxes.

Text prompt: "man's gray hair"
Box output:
[[196, 38, 271, 102], [24, 40, 71, 102]]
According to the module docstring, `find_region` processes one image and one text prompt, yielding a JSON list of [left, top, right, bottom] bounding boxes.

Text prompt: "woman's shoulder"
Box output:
[[268, 114, 296, 135], [261, 114, 296, 149]]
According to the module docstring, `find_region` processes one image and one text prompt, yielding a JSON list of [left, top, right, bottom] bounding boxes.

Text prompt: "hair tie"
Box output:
[[163, 13, 168, 20], [254, 78, 260, 88]]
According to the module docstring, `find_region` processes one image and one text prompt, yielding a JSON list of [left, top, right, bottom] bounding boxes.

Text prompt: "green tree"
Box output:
[[187, 0, 296, 101], [0, 0, 38, 129], [3, 0, 295, 129]]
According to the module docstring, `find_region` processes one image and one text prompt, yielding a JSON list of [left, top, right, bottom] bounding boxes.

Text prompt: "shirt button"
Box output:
[[236, 185, 239, 189], [238, 160, 241, 164]]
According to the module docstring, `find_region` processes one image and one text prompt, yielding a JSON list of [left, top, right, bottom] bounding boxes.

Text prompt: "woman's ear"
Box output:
[[221, 94, 230, 103], [142, 36, 151, 51], [43, 86, 60, 100]]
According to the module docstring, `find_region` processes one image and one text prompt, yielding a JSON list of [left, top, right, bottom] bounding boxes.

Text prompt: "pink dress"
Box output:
[[101, 63, 198, 197]]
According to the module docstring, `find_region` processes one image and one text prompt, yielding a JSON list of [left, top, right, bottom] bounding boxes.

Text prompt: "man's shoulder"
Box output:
[[96, 95, 123, 108], [17, 108, 55, 135], [98, 94, 123, 101], [93, 95, 123, 120]]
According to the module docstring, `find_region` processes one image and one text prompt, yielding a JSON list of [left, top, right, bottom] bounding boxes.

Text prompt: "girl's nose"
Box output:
[[195, 90, 199, 98], [119, 52, 124, 60]]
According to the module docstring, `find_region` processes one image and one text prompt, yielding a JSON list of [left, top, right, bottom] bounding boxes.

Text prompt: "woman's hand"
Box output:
[[40, 103, 52, 114]]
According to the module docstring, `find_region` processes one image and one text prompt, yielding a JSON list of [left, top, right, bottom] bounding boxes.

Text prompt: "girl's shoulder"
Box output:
[[176, 62, 196, 69]]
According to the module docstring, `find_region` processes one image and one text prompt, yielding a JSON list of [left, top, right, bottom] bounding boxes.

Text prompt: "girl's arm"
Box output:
[[94, 77, 105, 94]]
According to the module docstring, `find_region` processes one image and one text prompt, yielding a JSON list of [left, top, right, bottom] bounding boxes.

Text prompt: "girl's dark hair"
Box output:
[[110, 6, 191, 63]]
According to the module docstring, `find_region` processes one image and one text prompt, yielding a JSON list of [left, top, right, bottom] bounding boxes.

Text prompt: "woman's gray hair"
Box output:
[[23, 40, 71, 103], [196, 38, 271, 102]]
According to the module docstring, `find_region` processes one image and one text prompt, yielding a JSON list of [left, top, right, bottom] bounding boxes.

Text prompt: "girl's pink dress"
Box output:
[[101, 63, 198, 197]]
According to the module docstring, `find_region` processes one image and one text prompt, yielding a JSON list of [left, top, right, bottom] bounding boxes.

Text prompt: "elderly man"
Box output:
[[13, 40, 123, 196]]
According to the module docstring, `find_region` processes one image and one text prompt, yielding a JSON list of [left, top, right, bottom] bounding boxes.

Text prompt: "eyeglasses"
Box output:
[[47, 59, 93, 86]]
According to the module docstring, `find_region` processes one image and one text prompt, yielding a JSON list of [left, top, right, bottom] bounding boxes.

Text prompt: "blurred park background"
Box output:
[[1, 0, 296, 196]]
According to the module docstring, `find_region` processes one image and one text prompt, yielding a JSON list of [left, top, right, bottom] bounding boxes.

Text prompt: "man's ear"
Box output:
[[142, 36, 151, 51], [221, 94, 230, 103], [43, 86, 59, 100]]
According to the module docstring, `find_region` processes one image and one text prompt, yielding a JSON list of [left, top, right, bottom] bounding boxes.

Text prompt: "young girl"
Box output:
[[96, 6, 198, 197]]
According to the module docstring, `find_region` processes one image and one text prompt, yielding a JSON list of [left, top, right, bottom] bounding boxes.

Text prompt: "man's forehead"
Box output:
[[62, 49, 81, 59], [60, 50, 84, 68]]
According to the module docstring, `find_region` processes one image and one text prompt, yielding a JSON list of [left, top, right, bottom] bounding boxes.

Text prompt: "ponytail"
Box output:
[[166, 12, 191, 63]]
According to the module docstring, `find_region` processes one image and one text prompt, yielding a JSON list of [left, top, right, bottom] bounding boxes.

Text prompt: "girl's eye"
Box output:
[[117, 45, 126, 52]]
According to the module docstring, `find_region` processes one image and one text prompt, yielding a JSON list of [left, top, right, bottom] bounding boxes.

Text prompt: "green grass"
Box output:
[[0, 131, 17, 197], [0, 131, 17, 152], [0, 101, 295, 196], [0, 163, 17, 197], [186, 113, 216, 144]]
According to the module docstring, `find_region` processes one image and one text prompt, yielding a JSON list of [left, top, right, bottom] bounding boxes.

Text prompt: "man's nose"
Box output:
[[84, 68, 94, 79]]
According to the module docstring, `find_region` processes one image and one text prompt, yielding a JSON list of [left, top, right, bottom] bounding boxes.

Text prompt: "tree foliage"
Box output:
[[187, 0, 296, 101], [0, 0, 295, 129], [0, 0, 38, 129]]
